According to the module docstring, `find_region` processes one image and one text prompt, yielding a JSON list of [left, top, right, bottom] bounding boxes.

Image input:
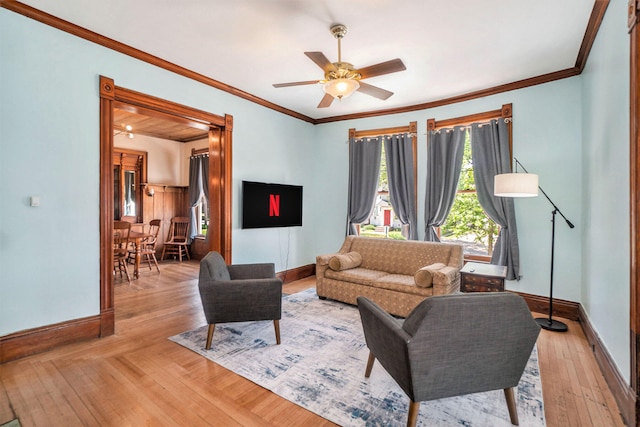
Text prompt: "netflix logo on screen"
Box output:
[[242, 181, 303, 229]]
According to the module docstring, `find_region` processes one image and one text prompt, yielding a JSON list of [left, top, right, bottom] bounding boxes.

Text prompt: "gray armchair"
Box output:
[[357, 292, 540, 427], [198, 251, 283, 350]]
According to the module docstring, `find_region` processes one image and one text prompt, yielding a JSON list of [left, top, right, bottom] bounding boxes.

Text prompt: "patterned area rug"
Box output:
[[170, 289, 545, 426]]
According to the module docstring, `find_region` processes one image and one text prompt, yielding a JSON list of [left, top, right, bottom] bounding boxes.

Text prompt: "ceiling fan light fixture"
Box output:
[[323, 78, 360, 100]]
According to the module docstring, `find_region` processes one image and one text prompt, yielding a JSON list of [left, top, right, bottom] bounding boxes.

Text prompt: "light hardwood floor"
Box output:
[[0, 260, 627, 426]]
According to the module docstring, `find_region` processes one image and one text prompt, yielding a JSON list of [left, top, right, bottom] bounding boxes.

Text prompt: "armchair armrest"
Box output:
[[357, 296, 413, 397]]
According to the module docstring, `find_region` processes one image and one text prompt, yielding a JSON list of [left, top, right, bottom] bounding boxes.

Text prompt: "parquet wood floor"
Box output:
[[0, 260, 627, 426]]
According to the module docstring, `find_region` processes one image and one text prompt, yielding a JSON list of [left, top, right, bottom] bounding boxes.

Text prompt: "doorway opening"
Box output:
[[99, 76, 233, 336]]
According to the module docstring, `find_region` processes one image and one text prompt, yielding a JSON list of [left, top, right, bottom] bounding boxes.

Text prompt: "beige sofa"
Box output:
[[316, 236, 464, 317]]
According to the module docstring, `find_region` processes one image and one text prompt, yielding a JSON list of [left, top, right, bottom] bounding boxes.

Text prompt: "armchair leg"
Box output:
[[364, 351, 375, 378], [205, 324, 215, 350], [273, 319, 281, 345], [503, 387, 519, 425], [407, 401, 420, 427]]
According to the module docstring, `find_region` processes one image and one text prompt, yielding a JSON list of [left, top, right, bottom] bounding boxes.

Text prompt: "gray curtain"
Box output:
[[384, 133, 418, 240], [188, 155, 208, 240], [347, 137, 382, 235], [201, 156, 209, 203], [471, 119, 520, 280], [423, 127, 465, 241]]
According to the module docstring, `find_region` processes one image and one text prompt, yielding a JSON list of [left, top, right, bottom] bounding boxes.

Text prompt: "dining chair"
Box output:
[[113, 221, 132, 283], [161, 216, 191, 262], [129, 219, 162, 272]]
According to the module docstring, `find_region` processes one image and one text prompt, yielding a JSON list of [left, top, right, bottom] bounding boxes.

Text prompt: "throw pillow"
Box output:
[[414, 263, 446, 288], [329, 252, 362, 271]]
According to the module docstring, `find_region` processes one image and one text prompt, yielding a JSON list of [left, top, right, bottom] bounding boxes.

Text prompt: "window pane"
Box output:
[[440, 192, 500, 257], [200, 198, 209, 236], [439, 129, 498, 257], [362, 143, 406, 240], [123, 170, 136, 217]]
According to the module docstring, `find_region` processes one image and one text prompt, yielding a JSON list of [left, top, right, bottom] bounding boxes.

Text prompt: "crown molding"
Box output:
[[1, 0, 609, 125]]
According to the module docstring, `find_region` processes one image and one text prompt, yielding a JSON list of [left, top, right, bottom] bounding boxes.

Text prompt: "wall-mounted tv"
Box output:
[[242, 180, 303, 229]]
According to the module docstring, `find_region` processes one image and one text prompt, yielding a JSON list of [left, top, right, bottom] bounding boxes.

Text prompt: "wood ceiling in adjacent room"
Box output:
[[113, 108, 209, 143]]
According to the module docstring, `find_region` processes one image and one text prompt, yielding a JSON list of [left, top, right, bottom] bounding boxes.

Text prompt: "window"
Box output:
[[348, 122, 417, 240], [362, 143, 406, 240], [113, 148, 147, 222], [194, 197, 209, 236], [439, 130, 499, 260], [427, 104, 512, 261]]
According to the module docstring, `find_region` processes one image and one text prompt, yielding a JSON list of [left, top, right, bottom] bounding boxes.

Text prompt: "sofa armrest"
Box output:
[[432, 266, 461, 295], [316, 253, 338, 278], [447, 244, 464, 269]]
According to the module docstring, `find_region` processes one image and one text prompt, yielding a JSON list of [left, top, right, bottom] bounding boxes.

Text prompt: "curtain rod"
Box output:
[[430, 117, 512, 133], [349, 132, 417, 143]]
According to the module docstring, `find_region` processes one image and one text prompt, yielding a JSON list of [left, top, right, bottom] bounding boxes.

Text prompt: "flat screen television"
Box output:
[[242, 180, 303, 229]]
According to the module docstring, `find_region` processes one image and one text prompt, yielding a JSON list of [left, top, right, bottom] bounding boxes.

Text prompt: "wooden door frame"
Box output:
[[99, 76, 233, 336]]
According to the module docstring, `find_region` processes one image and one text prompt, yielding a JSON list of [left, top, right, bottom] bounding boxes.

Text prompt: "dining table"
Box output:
[[128, 230, 153, 279]]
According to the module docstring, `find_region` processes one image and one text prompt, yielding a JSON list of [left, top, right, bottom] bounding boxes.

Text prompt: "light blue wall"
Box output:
[[0, 9, 316, 335], [314, 78, 584, 305], [0, 3, 631, 386], [580, 0, 630, 381]]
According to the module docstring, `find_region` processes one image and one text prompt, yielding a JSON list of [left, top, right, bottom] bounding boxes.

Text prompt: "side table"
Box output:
[[460, 262, 507, 293]]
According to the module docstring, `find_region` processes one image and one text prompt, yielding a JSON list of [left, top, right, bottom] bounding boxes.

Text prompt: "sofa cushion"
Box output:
[[348, 237, 456, 276], [329, 251, 363, 271], [373, 274, 435, 297], [325, 267, 388, 287], [414, 263, 447, 288]]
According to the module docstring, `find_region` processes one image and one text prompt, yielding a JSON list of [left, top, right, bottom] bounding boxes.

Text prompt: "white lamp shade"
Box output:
[[494, 173, 539, 197], [323, 78, 360, 99]]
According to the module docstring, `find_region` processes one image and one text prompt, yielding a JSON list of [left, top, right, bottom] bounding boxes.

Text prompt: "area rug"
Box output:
[[169, 289, 545, 426]]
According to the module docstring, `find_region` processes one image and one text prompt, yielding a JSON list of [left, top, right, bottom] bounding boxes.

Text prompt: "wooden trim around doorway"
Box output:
[[98, 76, 233, 338]]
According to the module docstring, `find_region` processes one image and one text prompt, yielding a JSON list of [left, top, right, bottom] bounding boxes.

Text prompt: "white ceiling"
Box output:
[[19, 0, 596, 120]]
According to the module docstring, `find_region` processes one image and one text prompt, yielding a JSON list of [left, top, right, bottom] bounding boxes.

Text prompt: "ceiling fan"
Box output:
[[273, 24, 406, 108]]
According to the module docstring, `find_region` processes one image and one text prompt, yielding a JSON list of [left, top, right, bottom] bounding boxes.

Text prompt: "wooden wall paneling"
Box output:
[[150, 185, 165, 251], [163, 188, 175, 256], [154, 187, 167, 254]]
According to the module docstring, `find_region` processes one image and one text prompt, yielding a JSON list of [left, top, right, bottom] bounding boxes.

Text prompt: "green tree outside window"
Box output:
[[440, 131, 499, 256]]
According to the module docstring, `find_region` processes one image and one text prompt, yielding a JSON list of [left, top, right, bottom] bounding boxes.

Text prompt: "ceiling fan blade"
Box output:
[[358, 58, 406, 79], [305, 52, 337, 73], [357, 81, 394, 100], [317, 93, 334, 108], [273, 80, 320, 88]]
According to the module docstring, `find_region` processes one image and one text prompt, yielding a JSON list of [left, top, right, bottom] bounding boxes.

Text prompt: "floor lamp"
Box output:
[[494, 158, 575, 332]]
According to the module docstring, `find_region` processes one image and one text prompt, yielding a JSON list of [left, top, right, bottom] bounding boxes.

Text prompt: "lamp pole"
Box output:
[[514, 158, 574, 332]]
